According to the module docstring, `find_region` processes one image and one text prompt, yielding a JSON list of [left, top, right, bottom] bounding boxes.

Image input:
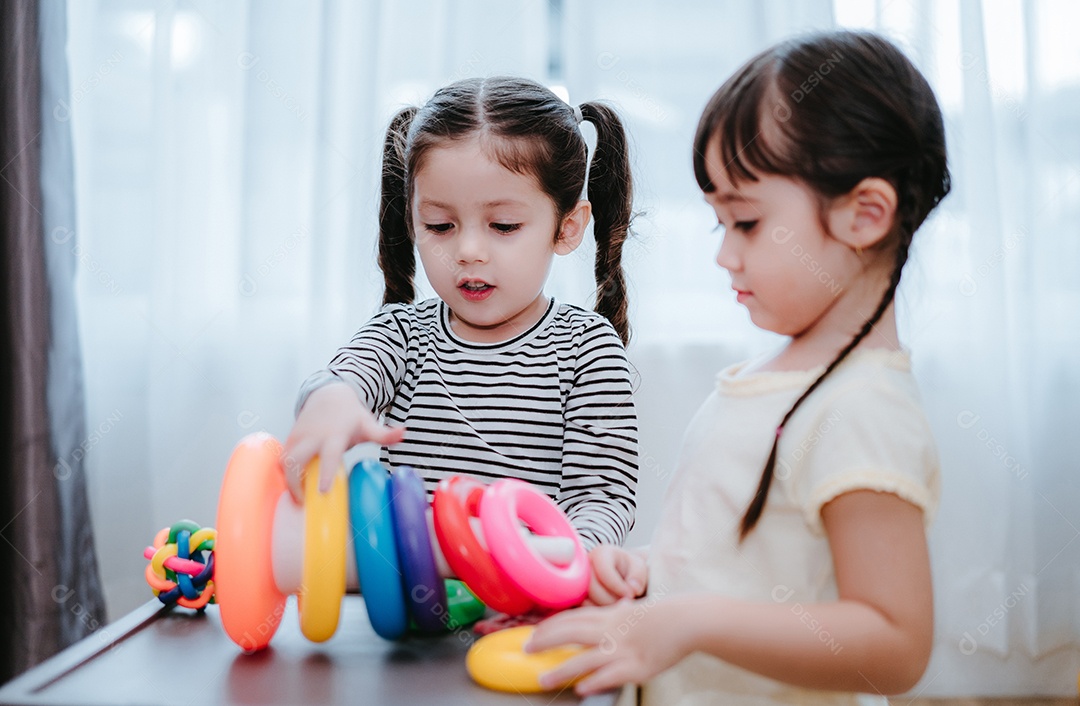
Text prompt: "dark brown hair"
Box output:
[[692, 30, 950, 540], [378, 77, 634, 344]]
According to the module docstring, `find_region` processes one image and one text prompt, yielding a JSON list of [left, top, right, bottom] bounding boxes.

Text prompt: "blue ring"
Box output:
[[349, 459, 409, 640], [390, 466, 448, 633]]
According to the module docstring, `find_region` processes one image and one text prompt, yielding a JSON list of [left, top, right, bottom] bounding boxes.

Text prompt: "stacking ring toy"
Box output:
[[466, 626, 583, 693], [432, 476, 534, 616], [214, 433, 288, 652], [178, 430, 592, 654], [390, 466, 448, 633], [299, 461, 347, 642], [350, 460, 409, 640], [480, 479, 589, 610]]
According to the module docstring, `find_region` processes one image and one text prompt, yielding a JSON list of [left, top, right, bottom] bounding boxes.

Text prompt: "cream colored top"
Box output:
[[635, 348, 940, 706]]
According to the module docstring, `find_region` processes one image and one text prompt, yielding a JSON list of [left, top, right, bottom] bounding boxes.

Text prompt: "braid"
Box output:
[[378, 106, 419, 305], [579, 102, 633, 346], [738, 230, 913, 541]]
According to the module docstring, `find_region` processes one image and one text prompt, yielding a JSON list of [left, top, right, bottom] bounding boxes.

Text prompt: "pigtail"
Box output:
[[579, 102, 633, 346], [379, 106, 419, 305]]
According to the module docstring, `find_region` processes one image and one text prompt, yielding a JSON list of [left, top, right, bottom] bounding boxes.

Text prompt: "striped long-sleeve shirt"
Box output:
[[296, 298, 639, 548]]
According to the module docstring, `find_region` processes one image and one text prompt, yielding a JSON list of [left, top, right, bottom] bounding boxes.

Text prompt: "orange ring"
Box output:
[[214, 433, 289, 652], [298, 460, 347, 642]]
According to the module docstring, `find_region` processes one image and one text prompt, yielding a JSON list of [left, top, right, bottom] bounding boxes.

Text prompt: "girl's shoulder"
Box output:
[[356, 299, 442, 346], [718, 347, 918, 404], [367, 298, 442, 329], [813, 347, 917, 399], [770, 348, 933, 447], [551, 302, 623, 343]]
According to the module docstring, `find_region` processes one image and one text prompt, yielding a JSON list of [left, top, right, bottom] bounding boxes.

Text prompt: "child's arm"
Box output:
[[558, 322, 639, 548], [284, 307, 410, 498], [529, 490, 932, 696]]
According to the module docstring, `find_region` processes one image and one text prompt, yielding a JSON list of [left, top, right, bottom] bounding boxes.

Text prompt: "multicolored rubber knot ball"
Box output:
[[143, 519, 216, 610]]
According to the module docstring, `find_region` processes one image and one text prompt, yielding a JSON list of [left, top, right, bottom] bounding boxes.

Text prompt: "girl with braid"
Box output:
[[528, 31, 950, 704], [285, 77, 639, 550]]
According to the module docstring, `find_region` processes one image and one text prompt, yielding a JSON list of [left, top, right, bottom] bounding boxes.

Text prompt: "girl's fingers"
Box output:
[[356, 412, 406, 446], [538, 648, 610, 691], [574, 660, 634, 696], [587, 575, 620, 606], [282, 438, 317, 502], [317, 437, 348, 493], [285, 471, 303, 505], [592, 557, 633, 600], [282, 436, 315, 471], [526, 610, 601, 653]]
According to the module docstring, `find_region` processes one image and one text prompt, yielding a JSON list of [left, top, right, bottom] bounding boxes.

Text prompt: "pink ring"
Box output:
[[479, 479, 588, 610]]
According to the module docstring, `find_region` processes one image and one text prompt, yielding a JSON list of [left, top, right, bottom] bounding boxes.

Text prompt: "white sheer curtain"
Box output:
[[65, 0, 1079, 695]]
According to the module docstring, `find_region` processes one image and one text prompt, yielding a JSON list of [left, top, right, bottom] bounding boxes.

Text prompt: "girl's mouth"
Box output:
[[459, 280, 494, 301]]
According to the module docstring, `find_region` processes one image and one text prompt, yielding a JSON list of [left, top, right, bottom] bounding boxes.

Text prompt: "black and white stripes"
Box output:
[[296, 298, 638, 548]]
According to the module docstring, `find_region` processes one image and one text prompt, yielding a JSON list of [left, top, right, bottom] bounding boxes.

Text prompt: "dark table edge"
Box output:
[[0, 600, 169, 705], [0, 600, 619, 706]]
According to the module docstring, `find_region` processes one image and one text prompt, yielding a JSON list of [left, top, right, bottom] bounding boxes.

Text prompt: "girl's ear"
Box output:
[[827, 177, 898, 251], [555, 200, 592, 255]]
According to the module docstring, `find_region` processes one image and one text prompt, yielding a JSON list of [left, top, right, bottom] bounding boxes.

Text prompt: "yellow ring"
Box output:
[[299, 459, 347, 642], [466, 626, 583, 693]]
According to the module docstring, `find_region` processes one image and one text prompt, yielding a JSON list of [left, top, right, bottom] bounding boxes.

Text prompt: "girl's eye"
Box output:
[[425, 223, 453, 234], [734, 220, 758, 233], [491, 223, 522, 234]]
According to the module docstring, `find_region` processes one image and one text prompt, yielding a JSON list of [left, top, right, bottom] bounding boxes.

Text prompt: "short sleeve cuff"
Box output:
[[294, 370, 375, 418], [804, 469, 938, 535]]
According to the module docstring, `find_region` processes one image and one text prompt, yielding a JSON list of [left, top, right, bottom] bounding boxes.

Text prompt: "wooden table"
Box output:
[[0, 597, 615, 705]]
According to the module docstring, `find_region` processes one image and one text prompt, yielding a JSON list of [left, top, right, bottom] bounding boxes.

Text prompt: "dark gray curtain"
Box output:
[[1, 0, 105, 684]]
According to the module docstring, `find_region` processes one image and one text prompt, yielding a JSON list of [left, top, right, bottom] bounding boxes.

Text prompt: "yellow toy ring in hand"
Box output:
[[299, 459, 347, 642], [466, 626, 584, 693]]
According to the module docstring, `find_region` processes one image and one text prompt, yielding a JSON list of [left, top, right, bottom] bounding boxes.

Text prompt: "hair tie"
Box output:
[[572, 105, 584, 125]]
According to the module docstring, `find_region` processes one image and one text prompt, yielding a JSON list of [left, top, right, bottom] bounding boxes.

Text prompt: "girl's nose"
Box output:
[[715, 233, 740, 272], [456, 226, 488, 263]]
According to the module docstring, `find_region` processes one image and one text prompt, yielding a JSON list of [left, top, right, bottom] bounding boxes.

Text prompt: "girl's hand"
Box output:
[[586, 545, 648, 605], [525, 598, 687, 696], [282, 382, 405, 501]]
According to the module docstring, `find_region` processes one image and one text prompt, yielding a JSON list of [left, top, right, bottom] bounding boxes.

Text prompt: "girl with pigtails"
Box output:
[[529, 30, 950, 704], [285, 77, 639, 551]]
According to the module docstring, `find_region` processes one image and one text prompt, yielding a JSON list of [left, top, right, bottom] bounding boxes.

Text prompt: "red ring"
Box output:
[[432, 477, 534, 616]]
